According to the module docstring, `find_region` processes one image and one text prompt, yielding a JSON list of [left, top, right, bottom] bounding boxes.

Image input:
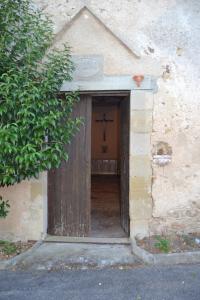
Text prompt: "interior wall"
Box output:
[[92, 103, 119, 160], [91, 98, 120, 175]]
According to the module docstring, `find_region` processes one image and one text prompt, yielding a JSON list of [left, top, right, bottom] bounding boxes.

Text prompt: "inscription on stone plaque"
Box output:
[[72, 55, 104, 81]]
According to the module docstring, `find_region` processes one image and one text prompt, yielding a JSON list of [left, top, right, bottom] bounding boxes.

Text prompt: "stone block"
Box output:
[[130, 219, 150, 239], [130, 195, 152, 220], [131, 110, 152, 133], [130, 90, 154, 110], [130, 176, 152, 191], [129, 176, 152, 215], [130, 133, 151, 156], [130, 155, 152, 177]]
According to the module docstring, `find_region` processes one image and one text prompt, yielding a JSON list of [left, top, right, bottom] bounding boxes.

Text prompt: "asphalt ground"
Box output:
[[0, 264, 200, 300]]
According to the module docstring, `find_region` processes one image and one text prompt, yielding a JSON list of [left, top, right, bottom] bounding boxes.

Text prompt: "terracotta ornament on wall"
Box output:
[[133, 75, 144, 87]]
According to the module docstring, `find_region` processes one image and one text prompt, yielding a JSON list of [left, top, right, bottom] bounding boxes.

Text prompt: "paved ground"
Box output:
[[0, 264, 200, 299], [9, 242, 140, 270]]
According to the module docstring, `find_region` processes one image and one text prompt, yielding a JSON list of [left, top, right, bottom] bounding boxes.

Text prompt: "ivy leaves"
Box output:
[[0, 196, 10, 218], [0, 0, 80, 186]]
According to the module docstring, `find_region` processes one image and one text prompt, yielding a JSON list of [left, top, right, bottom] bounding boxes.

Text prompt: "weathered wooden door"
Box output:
[[120, 96, 130, 234], [48, 95, 92, 236]]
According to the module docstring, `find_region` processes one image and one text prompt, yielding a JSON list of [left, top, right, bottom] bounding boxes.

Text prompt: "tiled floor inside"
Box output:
[[91, 175, 127, 238]]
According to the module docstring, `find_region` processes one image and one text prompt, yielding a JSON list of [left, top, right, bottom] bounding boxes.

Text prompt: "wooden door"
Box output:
[[48, 95, 92, 236], [120, 96, 130, 234]]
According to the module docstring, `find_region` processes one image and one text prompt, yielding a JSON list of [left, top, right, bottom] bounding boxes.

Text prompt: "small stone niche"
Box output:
[[153, 142, 172, 166]]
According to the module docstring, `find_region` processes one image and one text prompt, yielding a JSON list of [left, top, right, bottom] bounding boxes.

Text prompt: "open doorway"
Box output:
[[91, 96, 130, 237], [48, 93, 130, 238]]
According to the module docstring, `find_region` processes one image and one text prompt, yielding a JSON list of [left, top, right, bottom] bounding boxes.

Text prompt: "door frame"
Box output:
[[47, 92, 130, 237], [42, 75, 156, 240]]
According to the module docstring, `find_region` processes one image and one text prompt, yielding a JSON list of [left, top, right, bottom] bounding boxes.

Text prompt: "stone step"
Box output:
[[45, 235, 130, 245], [12, 242, 141, 271]]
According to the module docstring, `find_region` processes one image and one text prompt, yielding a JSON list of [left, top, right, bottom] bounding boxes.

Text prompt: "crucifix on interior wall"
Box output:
[[95, 113, 114, 142]]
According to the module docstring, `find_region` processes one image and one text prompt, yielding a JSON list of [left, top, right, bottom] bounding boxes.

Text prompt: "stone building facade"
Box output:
[[1, 0, 200, 241]]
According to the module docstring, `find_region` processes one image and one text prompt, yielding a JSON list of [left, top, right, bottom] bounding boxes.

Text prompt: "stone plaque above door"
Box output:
[[72, 55, 104, 81]]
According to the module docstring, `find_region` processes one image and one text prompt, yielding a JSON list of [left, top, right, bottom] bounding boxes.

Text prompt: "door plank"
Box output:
[[48, 95, 92, 236]]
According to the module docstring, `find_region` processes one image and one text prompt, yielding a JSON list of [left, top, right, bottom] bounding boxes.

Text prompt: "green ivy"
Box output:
[[0, 196, 10, 218], [0, 0, 81, 187]]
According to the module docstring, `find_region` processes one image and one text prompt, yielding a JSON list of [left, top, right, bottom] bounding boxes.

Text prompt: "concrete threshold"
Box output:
[[45, 235, 130, 245]]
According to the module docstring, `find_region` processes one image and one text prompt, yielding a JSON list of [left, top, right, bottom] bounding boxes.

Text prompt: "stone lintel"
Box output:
[[61, 75, 156, 92]]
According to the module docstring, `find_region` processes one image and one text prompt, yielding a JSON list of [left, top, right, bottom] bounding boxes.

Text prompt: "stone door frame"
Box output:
[[40, 74, 156, 239], [60, 75, 156, 239]]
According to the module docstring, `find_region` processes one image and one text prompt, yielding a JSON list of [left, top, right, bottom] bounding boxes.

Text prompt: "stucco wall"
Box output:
[[35, 0, 200, 237], [0, 174, 47, 241], [1, 0, 200, 240]]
